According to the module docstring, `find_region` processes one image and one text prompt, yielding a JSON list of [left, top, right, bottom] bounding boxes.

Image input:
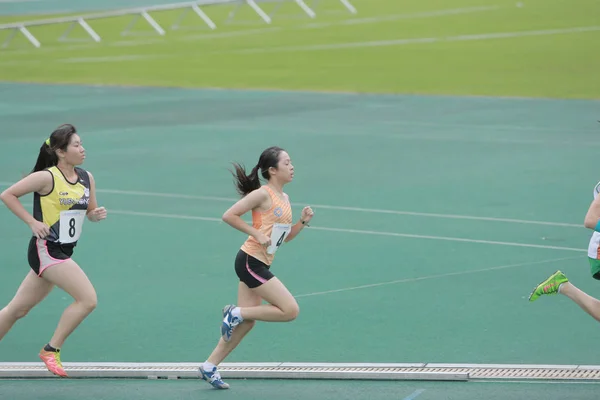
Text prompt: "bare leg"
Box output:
[[206, 282, 262, 366], [239, 278, 299, 322], [41, 260, 97, 348], [0, 271, 54, 341], [560, 282, 600, 322], [200, 277, 299, 389]]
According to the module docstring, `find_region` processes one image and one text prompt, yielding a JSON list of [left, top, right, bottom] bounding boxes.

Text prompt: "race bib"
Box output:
[[59, 209, 86, 244], [267, 223, 292, 255]]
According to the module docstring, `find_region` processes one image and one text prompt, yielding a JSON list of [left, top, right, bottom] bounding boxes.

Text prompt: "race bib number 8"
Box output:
[[267, 223, 292, 255], [59, 210, 86, 244]]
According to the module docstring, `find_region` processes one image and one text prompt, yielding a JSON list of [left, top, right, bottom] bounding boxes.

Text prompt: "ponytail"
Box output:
[[231, 163, 261, 197], [31, 140, 58, 173], [30, 124, 77, 174], [229, 147, 286, 196]]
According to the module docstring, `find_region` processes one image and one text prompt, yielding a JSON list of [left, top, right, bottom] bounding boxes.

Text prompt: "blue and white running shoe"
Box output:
[[199, 365, 229, 389], [221, 304, 242, 342]]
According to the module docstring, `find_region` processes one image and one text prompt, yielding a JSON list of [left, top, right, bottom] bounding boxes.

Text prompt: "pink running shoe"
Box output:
[[39, 348, 68, 377]]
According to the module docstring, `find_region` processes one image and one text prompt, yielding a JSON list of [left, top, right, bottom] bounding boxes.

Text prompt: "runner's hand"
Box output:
[[301, 206, 314, 224], [255, 232, 271, 247], [88, 207, 107, 222], [29, 220, 50, 239]]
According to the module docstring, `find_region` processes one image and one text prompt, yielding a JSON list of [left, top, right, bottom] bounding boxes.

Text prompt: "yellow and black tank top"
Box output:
[[33, 166, 90, 245]]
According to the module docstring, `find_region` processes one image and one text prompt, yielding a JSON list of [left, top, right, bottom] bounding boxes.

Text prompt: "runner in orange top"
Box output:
[[199, 146, 314, 389]]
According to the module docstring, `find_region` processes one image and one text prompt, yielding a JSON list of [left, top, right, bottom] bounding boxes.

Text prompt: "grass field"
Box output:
[[0, 0, 599, 98]]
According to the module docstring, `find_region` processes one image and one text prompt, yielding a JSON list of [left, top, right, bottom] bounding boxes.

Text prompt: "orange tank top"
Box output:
[[241, 185, 293, 265]]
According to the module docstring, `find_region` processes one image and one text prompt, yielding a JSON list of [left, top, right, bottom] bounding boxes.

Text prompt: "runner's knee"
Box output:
[[281, 301, 299, 321]]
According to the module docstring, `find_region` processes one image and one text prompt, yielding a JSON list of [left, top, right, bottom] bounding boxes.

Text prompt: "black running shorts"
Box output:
[[234, 249, 274, 288]]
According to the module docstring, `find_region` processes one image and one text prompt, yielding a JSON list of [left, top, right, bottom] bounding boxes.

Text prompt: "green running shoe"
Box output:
[[528, 270, 569, 302]]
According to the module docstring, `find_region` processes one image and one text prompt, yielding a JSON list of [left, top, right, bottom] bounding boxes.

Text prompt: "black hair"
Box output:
[[231, 146, 285, 197], [31, 124, 77, 173]]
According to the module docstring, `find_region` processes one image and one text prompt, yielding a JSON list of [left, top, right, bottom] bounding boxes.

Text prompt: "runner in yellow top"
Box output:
[[528, 180, 600, 324], [199, 146, 314, 389], [0, 124, 107, 378]]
